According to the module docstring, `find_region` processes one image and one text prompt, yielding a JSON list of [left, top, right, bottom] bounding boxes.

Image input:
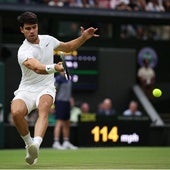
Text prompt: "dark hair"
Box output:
[[17, 11, 38, 27]]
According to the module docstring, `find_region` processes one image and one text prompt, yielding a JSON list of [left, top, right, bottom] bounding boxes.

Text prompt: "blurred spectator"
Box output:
[[120, 24, 151, 40], [97, 98, 116, 116], [48, 0, 73, 7], [48, 0, 64, 6], [70, 97, 81, 124], [96, 0, 110, 8], [163, 0, 170, 12], [137, 58, 156, 99], [115, 0, 131, 11], [161, 25, 170, 40], [81, 0, 97, 8], [110, 0, 123, 9], [120, 24, 136, 39], [145, 0, 165, 12], [57, 21, 80, 37], [69, 22, 81, 36], [3, 0, 169, 13], [120, 24, 170, 41], [80, 102, 90, 114], [69, 0, 83, 7], [127, 0, 141, 11], [47, 0, 98, 8], [123, 100, 142, 116], [136, 0, 147, 10], [136, 25, 149, 40]]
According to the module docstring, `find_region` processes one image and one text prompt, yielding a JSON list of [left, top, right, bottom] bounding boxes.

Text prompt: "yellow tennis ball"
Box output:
[[152, 88, 162, 97]]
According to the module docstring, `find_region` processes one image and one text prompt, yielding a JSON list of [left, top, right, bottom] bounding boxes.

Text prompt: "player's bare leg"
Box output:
[[34, 94, 53, 138], [11, 99, 36, 165], [11, 99, 29, 136], [24, 94, 53, 165]]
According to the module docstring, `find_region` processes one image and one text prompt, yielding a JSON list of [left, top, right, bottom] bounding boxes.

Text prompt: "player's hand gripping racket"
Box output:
[[59, 52, 70, 80]]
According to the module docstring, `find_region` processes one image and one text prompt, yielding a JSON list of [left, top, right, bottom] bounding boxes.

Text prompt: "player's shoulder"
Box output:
[[39, 34, 55, 40], [39, 35, 60, 44], [18, 40, 32, 53]]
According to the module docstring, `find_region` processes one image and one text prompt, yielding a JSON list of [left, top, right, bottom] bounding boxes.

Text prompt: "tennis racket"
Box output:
[[59, 52, 70, 80]]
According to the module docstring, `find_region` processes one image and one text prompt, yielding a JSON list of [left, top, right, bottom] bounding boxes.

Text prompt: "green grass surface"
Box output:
[[0, 147, 170, 169]]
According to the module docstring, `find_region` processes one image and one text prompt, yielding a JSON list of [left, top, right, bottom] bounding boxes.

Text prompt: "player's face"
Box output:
[[20, 23, 39, 43]]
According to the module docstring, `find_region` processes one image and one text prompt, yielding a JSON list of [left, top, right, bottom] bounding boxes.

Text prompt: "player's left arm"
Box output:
[[55, 26, 99, 52]]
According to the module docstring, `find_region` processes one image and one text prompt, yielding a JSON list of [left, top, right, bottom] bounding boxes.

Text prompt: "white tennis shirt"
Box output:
[[16, 35, 61, 92]]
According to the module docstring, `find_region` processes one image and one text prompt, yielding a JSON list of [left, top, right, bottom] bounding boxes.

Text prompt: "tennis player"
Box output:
[[11, 11, 99, 165]]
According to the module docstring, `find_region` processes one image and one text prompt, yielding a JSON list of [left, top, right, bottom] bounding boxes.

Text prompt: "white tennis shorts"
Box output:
[[13, 86, 56, 114]]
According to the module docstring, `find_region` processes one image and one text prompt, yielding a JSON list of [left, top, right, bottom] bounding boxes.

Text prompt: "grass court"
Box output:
[[0, 147, 170, 169]]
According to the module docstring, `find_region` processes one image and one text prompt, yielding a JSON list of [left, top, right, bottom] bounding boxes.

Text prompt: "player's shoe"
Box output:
[[25, 143, 39, 165], [62, 141, 78, 150], [52, 141, 65, 150]]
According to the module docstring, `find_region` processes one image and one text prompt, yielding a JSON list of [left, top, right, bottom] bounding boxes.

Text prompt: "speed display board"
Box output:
[[77, 114, 150, 146]]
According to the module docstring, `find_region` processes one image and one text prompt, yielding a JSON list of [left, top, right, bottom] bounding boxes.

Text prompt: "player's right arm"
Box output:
[[23, 58, 64, 74], [55, 26, 99, 52]]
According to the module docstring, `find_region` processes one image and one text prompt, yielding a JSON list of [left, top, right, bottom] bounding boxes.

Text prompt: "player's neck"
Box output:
[[27, 36, 39, 44]]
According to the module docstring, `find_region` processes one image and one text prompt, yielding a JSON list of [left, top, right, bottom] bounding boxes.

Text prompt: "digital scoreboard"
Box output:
[[54, 49, 98, 91], [77, 114, 150, 146]]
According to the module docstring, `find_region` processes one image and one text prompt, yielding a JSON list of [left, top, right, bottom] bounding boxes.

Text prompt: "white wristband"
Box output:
[[45, 64, 57, 74]]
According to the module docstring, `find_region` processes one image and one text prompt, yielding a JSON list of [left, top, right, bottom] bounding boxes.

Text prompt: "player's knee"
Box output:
[[38, 101, 51, 112], [11, 108, 24, 120]]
